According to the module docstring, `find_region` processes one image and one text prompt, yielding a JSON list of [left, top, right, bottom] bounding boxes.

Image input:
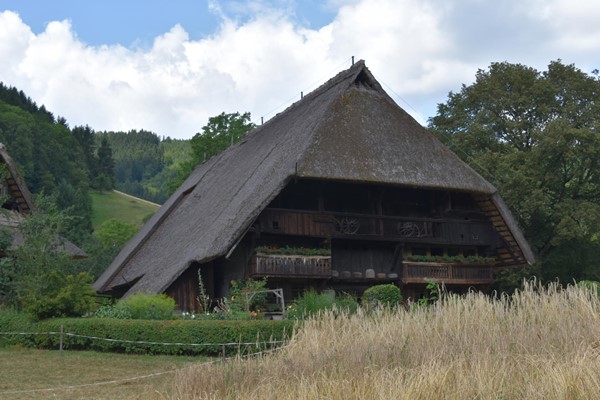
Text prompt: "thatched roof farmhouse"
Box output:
[[95, 61, 533, 310]]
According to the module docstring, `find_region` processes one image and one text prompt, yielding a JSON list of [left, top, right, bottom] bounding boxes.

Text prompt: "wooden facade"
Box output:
[[163, 178, 527, 309], [226, 179, 506, 302], [163, 179, 526, 309]]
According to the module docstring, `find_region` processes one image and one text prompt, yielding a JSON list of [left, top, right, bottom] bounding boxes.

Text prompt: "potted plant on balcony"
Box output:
[[404, 255, 496, 264], [255, 245, 331, 256]]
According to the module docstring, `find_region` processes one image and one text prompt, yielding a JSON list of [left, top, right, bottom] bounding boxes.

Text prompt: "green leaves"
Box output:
[[190, 112, 255, 163], [21, 271, 96, 320], [94, 218, 137, 249], [429, 60, 600, 281], [167, 112, 255, 194], [363, 284, 402, 309]]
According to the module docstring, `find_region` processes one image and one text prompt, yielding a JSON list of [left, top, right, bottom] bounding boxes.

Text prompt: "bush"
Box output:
[[116, 293, 175, 320], [363, 284, 402, 309], [229, 278, 268, 312], [33, 318, 294, 356], [22, 272, 97, 320], [333, 292, 358, 314], [94, 304, 132, 319], [287, 290, 360, 319], [288, 290, 335, 319], [0, 308, 35, 347]]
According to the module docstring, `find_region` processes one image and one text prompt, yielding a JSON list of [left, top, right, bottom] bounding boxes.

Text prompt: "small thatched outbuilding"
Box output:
[[95, 61, 533, 310], [0, 143, 86, 257]]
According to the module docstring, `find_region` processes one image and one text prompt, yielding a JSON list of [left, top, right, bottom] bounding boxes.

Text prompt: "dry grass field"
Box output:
[[0, 348, 202, 400], [174, 282, 600, 400]]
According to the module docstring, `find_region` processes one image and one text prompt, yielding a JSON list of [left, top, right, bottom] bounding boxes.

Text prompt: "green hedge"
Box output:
[[0, 309, 36, 347], [0, 312, 295, 356]]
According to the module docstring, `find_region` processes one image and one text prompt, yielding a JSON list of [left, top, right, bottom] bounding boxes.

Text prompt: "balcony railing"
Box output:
[[402, 261, 493, 285], [258, 208, 497, 245], [249, 256, 493, 285], [250, 254, 332, 279]]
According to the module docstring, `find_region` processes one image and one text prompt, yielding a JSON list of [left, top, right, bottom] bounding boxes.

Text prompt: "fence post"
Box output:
[[222, 344, 226, 359], [59, 324, 64, 354]]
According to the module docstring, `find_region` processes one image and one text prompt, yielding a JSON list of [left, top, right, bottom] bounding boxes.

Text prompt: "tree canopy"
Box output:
[[429, 60, 600, 282], [167, 112, 256, 193], [0, 84, 98, 241]]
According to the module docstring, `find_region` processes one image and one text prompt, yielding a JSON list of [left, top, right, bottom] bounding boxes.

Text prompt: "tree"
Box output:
[[168, 112, 256, 193], [94, 218, 137, 249], [429, 60, 600, 282], [95, 136, 115, 190], [0, 195, 96, 317], [72, 125, 98, 180], [191, 112, 255, 163], [0, 88, 94, 242]]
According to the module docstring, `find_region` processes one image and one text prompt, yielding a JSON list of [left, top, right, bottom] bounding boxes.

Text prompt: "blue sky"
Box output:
[[1, 0, 599, 138], [2, 0, 335, 46]]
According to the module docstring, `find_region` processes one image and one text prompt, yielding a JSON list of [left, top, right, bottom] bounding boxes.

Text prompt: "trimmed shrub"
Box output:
[[116, 293, 176, 320], [34, 318, 295, 356], [0, 310, 294, 355], [0, 308, 36, 347], [363, 284, 402, 309]]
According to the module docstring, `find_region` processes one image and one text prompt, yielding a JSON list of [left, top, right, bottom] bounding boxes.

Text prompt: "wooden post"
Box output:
[[59, 324, 64, 354], [222, 344, 226, 359]]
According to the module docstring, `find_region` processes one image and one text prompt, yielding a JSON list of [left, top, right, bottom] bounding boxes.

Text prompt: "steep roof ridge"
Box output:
[[244, 60, 367, 140], [95, 61, 369, 293]]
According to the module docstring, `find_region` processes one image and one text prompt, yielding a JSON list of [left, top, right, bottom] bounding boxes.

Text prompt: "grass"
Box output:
[[174, 281, 600, 399], [0, 347, 204, 400], [91, 190, 160, 230]]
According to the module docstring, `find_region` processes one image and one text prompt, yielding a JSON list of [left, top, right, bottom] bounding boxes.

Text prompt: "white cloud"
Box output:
[[0, 1, 598, 138], [530, 0, 600, 54]]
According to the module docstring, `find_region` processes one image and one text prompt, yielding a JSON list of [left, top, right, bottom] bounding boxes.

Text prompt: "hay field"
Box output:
[[173, 282, 600, 400]]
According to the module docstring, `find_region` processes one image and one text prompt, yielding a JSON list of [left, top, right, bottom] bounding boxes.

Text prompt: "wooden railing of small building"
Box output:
[[402, 261, 494, 285], [251, 254, 332, 279]]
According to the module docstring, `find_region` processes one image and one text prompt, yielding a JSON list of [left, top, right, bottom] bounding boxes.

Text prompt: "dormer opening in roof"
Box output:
[[353, 69, 378, 91]]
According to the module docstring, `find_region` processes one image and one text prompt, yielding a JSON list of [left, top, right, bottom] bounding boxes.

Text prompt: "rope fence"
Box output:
[[0, 327, 288, 358], [0, 341, 290, 395], [0, 326, 291, 394]]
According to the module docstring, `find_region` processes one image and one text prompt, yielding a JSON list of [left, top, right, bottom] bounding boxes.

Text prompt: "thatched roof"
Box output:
[[0, 144, 33, 214], [0, 143, 86, 258], [94, 60, 533, 296]]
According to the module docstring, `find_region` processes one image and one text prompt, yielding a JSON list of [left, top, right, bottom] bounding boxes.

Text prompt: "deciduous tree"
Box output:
[[429, 60, 600, 282]]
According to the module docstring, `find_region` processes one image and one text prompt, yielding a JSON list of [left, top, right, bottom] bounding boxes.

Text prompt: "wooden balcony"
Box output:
[[258, 208, 497, 245], [250, 254, 332, 279], [402, 261, 493, 285]]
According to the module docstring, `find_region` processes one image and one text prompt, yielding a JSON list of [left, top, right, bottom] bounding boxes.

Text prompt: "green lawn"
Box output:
[[0, 347, 204, 400], [91, 190, 160, 230]]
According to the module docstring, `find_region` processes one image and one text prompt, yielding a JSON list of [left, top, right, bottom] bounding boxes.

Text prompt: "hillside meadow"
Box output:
[[91, 190, 159, 229]]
